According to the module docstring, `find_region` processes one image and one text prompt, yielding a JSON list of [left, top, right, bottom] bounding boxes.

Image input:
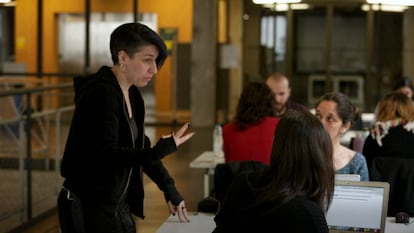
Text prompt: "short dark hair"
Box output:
[[393, 77, 414, 101], [393, 77, 414, 92], [110, 22, 167, 68]]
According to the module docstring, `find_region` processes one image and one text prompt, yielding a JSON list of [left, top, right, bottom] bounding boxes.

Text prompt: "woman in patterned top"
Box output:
[[363, 92, 414, 168], [315, 92, 369, 181]]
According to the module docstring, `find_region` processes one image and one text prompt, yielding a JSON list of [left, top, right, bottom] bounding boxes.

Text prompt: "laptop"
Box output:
[[335, 174, 361, 181], [326, 180, 390, 233]]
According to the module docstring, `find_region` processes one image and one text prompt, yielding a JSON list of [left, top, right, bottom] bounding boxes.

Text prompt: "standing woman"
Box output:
[[58, 23, 194, 233], [315, 92, 369, 181]]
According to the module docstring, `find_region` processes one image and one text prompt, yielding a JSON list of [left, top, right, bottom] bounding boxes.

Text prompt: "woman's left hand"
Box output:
[[163, 122, 195, 147], [167, 200, 190, 223]]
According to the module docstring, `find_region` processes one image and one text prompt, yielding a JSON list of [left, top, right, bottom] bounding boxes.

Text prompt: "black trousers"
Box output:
[[57, 188, 136, 233]]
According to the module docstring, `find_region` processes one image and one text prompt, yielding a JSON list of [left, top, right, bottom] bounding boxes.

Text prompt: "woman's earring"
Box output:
[[120, 64, 126, 72]]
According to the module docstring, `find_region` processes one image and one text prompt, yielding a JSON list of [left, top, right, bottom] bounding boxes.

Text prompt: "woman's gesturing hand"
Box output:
[[162, 122, 195, 147]]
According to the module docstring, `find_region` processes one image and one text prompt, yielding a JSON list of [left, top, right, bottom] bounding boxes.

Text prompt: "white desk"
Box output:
[[385, 218, 414, 233], [189, 151, 224, 197], [156, 212, 215, 233], [156, 213, 414, 233]]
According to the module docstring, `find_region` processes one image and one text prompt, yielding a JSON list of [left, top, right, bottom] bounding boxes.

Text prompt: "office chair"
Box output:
[[370, 156, 414, 216], [198, 160, 268, 213]]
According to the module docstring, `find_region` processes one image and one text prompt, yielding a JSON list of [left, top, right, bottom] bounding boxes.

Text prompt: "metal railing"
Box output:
[[0, 82, 74, 233]]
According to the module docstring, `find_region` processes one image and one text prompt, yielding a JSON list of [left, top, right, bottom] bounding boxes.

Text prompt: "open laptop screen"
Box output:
[[326, 181, 389, 233], [335, 174, 361, 181]]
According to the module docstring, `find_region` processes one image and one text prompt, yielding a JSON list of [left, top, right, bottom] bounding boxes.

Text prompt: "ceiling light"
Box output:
[[263, 3, 309, 11], [362, 4, 408, 12], [0, 0, 11, 3], [280, 3, 309, 11], [366, 0, 414, 6], [253, 0, 301, 4]]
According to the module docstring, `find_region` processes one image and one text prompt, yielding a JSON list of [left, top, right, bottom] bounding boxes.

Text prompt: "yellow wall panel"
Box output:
[[15, 0, 37, 73], [140, 0, 193, 42], [155, 58, 172, 112], [15, 0, 193, 112]]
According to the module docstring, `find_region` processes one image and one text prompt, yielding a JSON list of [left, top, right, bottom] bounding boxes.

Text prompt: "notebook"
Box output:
[[326, 180, 390, 233]]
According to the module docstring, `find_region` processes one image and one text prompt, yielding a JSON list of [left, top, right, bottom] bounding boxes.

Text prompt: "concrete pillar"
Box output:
[[403, 8, 414, 80], [227, 0, 243, 120], [191, 0, 218, 127], [242, 0, 261, 81]]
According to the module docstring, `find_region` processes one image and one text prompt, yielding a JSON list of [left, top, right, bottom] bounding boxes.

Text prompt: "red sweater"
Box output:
[[222, 116, 280, 164]]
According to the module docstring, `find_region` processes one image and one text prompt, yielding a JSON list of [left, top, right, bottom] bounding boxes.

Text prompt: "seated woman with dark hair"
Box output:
[[315, 92, 369, 181], [222, 81, 280, 164], [213, 110, 335, 233]]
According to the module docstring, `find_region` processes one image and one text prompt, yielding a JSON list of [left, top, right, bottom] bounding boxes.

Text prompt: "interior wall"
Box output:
[[372, 12, 403, 107], [403, 8, 414, 81], [0, 7, 14, 67], [14, 0, 193, 115], [57, 13, 157, 74], [176, 43, 191, 110]]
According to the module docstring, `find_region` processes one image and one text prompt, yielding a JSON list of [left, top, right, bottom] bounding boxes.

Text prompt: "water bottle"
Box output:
[[213, 124, 224, 159]]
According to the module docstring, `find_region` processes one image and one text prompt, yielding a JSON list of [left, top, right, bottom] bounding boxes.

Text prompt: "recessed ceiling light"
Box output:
[[253, 0, 301, 4], [362, 4, 408, 11], [367, 0, 414, 6]]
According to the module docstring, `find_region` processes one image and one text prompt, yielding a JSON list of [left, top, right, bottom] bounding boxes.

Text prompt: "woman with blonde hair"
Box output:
[[363, 92, 414, 168]]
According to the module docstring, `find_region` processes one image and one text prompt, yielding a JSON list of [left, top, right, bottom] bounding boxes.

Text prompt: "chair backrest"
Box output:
[[350, 136, 365, 154], [213, 160, 268, 203], [370, 156, 414, 216]]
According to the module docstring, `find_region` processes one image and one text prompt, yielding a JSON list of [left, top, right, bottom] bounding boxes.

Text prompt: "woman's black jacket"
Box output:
[[61, 66, 182, 218]]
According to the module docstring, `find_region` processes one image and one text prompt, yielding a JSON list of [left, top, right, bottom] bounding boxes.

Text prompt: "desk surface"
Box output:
[[156, 213, 414, 233], [385, 218, 414, 233], [189, 151, 224, 169], [156, 212, 215, 233]]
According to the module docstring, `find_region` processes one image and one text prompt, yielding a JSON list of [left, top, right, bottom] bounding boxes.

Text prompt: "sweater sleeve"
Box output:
[[143, 159, 183, 205], [354, 153, 369, 181], [74, 83, 178, 166]]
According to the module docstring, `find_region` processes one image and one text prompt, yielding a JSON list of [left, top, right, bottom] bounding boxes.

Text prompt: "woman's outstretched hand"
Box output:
[[163, 122, 195, 147]]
